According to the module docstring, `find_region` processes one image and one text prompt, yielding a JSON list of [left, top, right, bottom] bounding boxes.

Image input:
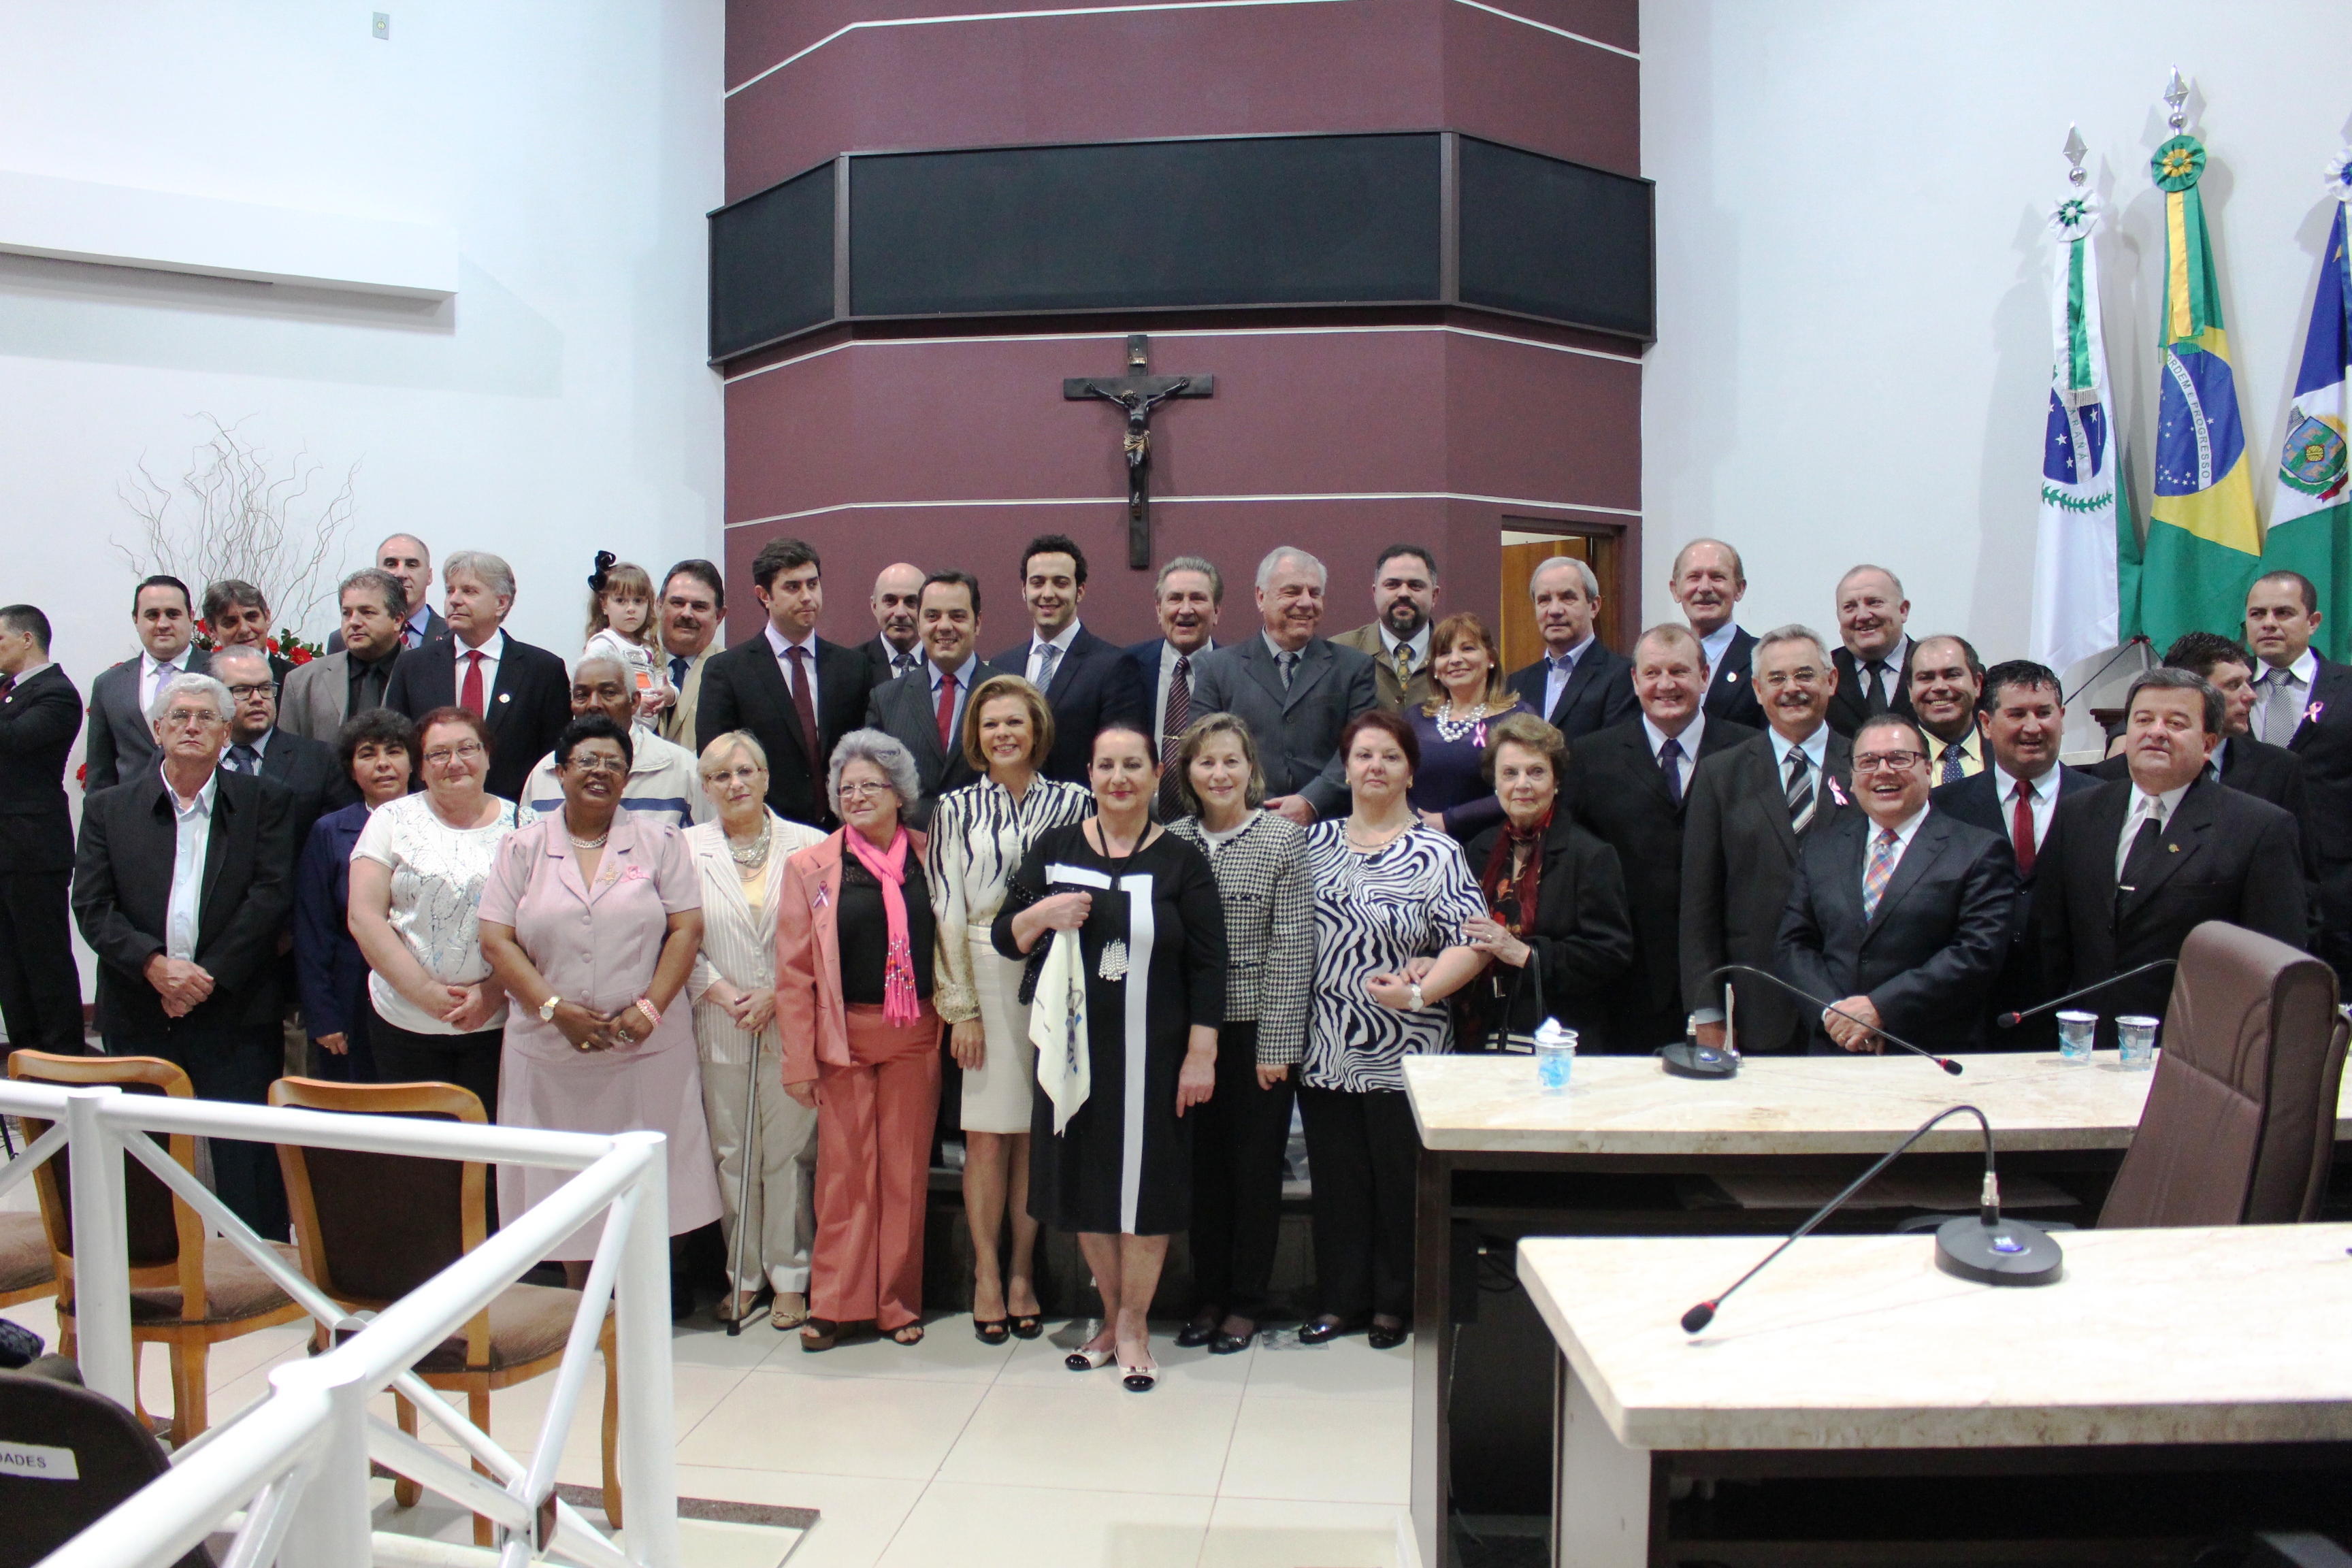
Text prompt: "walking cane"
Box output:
[[724, 1029, 768, 1337]]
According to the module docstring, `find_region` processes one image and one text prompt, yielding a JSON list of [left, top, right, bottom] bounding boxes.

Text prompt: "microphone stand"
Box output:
[[2058, 634, 2153, 708], [1679, 1103, 2063, 1334], [1995, 960, 2178, 1029], [1708, 964, 1963, 1075]]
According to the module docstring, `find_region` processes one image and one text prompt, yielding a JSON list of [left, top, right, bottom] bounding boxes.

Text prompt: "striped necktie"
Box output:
[[1784, 747, 1816, 834], [1158, 653, 1193, 818], [1861, 826, 1899, 919]]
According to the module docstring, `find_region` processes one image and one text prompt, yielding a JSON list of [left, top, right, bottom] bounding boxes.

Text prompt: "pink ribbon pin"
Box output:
[[1827, 777, 1850, 806], [2306, 700, 2326, 726]]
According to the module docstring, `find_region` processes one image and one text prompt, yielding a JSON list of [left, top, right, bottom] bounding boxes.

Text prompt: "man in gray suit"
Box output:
[[1680, 623, 1856, 1056], [279, 569, 407, 742], [863, 570, 1009, 828], [84, 574, 211, 792], [1189, 545, 1379, 823]]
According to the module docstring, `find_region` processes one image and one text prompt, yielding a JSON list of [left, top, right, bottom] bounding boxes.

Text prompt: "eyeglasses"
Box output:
[[836, 781, 893, 801], [566, 755, 628, 776], [223, 683, 275, 700], [161, 709, 224, 730], [702, 765, 765, 786], [1853, 751, 1925, 773], [423, 742, 487, 767]]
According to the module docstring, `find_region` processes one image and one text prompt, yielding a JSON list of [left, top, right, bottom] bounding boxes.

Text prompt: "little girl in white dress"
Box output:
[[583, 553, 672, 730]]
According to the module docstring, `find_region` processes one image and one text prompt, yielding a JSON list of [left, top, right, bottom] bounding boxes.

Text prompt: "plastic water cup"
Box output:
[[2056, 1010, 2097, 1064], [1533, 1019, 1578, 1096], [2115, 1014, 2159, 1071]]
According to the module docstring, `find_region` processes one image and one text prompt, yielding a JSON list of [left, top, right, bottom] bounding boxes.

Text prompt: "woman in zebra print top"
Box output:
[[1299, 710, 1484, 1350]]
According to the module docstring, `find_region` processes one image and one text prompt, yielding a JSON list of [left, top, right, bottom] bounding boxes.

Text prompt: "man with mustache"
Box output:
[[654, 559, 725, 749], [1669, 538, 1763, 730], [1331, 544, 1439, 712], [860, 561, 927, 689], [1825, 564, 1916, 738], [1122, 556, 1222, 818]]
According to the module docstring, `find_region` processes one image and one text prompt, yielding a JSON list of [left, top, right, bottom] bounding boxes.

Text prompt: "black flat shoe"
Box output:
[[1173, 1316, 1221, 1350], [1368, 1321, 1409, 1350], [1296, 1316, 1360, 1345], [1209, 1328, 1256, 1356], [973, 1318, 1010, 1345], [1009, 1314, 1044, 1340]]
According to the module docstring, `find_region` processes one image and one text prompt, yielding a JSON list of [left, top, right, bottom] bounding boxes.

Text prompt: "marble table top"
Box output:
[[1405, 1050, 2352, 1156], [1520, 1223, 2352, 1451]]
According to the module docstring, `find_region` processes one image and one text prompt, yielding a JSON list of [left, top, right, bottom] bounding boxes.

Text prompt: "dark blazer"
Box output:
[[1189, 635, 1378, 817], [863, 657, 1014, 828], [293, 800, 371, 1044], [991, 626, 1149, 785], [1459, 811, 1636, 1046], [326, 604, 446, 655], [0, 665, 83, 875], [252, 726, 348, 851], [2084, 736, 2307, 815], [696, 633, 877, 830], [1568, 715, 1759, 1046], [84, 647, 211, 793], [858, 636, 924, 693], [1825, 640, 1917, 738], [1507, 642, 1638, 742], [73, 767, 296, 1036], [1679, 728, 1856, 1054], [2283, 657, 2352, 975], [1701, 625, 1765, 730], [382, 632, 571, 804], [1776, 811, 2017, 1054], [2031, 775, 2308, 1044], [1930, 762, 2102, 1041]]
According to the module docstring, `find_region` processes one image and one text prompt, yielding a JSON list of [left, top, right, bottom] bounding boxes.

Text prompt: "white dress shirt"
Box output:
[[1697, 621, 1741, 684], [1859, 804, 1929, 901], [1025, 622, 1081, 690], [764, 622, 820, 712], [454, 627, 506, 702], [1379, 624, 1432, 682], [1990, 762, 2058, 856], [165, 770, 219, 961], [1540, 633, 1597, 719], [875, 635, 921, 680], [1766, 722, 1831, 779], [1154, 638, 1215, 739], [139, 649, 196, 715], [402, 603, 434, 649], [1850, 636, 1912, 710], [2115, 781, 2192, 885], [2255, 647, 2321, 745], [1642, 712, 1706, 795]]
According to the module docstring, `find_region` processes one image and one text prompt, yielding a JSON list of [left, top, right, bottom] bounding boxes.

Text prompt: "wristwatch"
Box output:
[[538, 996, 561, 1023], [1407, 981, 1426, 1011]]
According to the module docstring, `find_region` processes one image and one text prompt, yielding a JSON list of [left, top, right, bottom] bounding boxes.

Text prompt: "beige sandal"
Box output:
[[715, 1289, 761, 1324], [770, 1291, 808, 1330]]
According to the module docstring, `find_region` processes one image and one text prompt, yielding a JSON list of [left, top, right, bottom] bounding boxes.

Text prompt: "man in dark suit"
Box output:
[[696, 537, 875, 828], [2244, 570, 2352, 982], [210, 644, 346, 848], [1123, 556, 1222, 818], [278, 568, 407, 743], [2082, 631, 2312, 819], [1505, 555, 1635, 742], [1569, 623, 1757, 1051], [0, 605, 86, 1051], [1825, 564, 1916, 738], [2034, 668, 2308, 1047], [74, 670, 295, 1235], [85, 574, 211, 792], [1930, 659, 2101, 1044], [326, 532, 447, 653], [858, 561, 928, 691], [382, 551, 571, 805], [1330, 544, 1439, 712], [864, 570, 1007, 827], [1905, 635, 1989, 783], [991, 534, 1147, 785], [1668, 538, 1764, 730], [1681, 624, 1856, 1056], [1190, 545, 1379, 823], [1778, 715, 2016, 1055]]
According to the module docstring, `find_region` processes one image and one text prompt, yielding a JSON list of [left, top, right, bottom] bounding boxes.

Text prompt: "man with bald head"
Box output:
[[1669, 539, 1763, 730], [1825, 564, 1915, 738], [521, 655, 710, 830], [861, 561, 928, 689], [327, 532, 444, 653]]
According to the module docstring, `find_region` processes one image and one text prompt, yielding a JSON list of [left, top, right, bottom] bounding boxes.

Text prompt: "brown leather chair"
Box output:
[[0, 1211, 56, 1310], [2100, 921, 2348, 1228], [7, 1051, 303, 1446], [269, 1077, 619, 1543]]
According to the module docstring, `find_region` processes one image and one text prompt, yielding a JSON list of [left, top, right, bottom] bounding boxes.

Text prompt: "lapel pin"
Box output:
[[1727, 672, 1740, 683], [2169, 843, 2180, 853], [497, 691, 510, 704]]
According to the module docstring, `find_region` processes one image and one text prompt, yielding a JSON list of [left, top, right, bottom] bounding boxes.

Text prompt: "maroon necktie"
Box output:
[[935, 668, 957, 749], [2010, 782, 2037, 877], [459, 650, 485, 717], [1157, 653, 1192, 815], [785, 644, 818, 753]]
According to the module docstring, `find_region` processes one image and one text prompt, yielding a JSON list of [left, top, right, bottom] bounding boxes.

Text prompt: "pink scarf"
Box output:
[[844, 825, 921, 1026]]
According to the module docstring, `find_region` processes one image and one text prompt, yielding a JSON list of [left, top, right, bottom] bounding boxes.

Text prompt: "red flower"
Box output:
[[265, 637, 281, 654], [289, 647, 314, 665]]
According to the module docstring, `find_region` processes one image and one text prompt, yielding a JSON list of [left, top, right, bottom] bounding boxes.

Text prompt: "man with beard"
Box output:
[[1333, 544, 1440, 711], [1122, 556, 1223, 818], [1505, 555, 1635, 742]]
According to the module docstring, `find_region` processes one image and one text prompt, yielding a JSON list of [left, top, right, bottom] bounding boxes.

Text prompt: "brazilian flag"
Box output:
[[2122, 132, 2264, 646]]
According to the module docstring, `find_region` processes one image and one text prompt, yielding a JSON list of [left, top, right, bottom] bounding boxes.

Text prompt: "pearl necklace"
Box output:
[[727, 822, 772, 869], [1433, 698, 1492, 743]]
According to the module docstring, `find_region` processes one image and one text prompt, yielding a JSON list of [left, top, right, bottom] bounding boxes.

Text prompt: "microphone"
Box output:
[[1706, 964, 1963, 1075], [1995, 960, 2178, 1029], [1678, 1103, 2063, 1333]]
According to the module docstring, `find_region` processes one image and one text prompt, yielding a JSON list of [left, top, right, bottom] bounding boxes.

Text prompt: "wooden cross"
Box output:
[[1064, 333, 1215, 568]]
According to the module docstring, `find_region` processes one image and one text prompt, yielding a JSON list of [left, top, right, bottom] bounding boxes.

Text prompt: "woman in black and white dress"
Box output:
[[1300, 709, 1485, 1350], [928, 674, 1092, 1343], [995, 723, 1226, 1390]]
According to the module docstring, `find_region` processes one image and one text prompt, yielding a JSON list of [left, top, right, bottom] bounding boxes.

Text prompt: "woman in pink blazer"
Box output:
[[776, 729, 945, 1349]]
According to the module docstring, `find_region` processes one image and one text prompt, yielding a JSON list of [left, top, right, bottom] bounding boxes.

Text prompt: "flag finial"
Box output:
[[2063, 125, 2088, 187], [2163, 70, 2189, 133]]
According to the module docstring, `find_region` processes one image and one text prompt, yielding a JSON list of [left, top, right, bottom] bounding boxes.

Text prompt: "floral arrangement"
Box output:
[[192, 619, 323, 665]]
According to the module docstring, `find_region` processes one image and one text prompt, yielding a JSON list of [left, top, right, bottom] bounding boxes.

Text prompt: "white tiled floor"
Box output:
[[2, 1273, 1411, 1568]]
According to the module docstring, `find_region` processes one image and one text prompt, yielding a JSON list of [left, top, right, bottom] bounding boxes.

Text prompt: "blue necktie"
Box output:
[[228, 743, 260, 774], [669, 655, 690, 687]]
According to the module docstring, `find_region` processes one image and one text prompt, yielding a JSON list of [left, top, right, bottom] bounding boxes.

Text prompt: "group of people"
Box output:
[[0, 523, 2341, 1382]]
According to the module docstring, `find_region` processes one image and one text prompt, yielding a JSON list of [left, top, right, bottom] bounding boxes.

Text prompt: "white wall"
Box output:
[[1640, 0, 2352, 652], [0, 0, 722, 1006]]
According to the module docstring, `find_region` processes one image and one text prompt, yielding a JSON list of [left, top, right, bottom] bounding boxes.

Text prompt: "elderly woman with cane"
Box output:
[[685, 731, 826, 1329]]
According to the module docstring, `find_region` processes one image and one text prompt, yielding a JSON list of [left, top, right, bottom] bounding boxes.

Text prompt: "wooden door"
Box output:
[[1499, 527, 1624, 672]]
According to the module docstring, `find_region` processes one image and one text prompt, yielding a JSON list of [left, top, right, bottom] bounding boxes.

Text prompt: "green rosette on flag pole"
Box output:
[[2257, 150, 2352, 660], [2125, 80, 2266, 647]]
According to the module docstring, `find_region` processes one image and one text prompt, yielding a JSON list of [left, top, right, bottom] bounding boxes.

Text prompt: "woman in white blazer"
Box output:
[[686, 730, 827, 1328]]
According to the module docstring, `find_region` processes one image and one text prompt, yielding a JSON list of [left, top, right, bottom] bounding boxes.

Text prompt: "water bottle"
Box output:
[[1533, 1018, 1577, 1095]]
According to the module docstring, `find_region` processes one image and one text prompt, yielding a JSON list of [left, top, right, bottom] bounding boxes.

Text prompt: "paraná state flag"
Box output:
[[2123, 131, 2264, 646], [2260, 157, 2352, 661], [2031, 186, 2128, 674]]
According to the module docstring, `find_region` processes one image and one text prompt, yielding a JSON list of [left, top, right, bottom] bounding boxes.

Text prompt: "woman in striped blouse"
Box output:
[[927, 675, 1093, 1342], [1166, 713, 1312, 1355]]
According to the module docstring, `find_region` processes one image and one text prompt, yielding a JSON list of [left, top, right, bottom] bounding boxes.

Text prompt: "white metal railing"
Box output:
[[0, 1079, 679, 1568]]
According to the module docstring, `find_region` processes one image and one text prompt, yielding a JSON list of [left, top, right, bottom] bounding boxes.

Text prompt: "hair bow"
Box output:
[[588, 550, 617, 593]]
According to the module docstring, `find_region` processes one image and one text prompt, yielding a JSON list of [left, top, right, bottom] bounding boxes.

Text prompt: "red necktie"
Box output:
[[2010, 781, 2036, 877], [936, 669, 957, 748], [785, 644, 819, 754], [459, 650, 485, 717]]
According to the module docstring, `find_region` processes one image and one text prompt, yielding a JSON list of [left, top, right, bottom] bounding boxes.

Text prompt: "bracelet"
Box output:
[[633, 996, 662, 1028], [1408, 981, 1426, 1011]]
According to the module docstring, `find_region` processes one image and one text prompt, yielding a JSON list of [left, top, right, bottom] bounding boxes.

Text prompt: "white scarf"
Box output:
[[1029, 928, 1091, 1134]]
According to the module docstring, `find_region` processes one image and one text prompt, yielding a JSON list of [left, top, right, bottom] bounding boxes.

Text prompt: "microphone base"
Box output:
[[1933, 1216, 2063, 1287], [1657, 1041, 1740, 1080]]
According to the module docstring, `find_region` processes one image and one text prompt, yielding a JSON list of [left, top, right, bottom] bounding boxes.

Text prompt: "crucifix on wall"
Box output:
[[1064, 333, 1215, 568]]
